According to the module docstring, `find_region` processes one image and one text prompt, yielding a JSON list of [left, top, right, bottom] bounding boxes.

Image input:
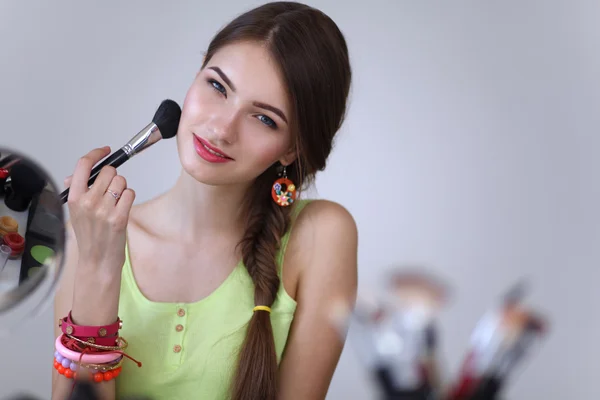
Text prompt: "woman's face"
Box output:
[[177, 40, 296, 187]]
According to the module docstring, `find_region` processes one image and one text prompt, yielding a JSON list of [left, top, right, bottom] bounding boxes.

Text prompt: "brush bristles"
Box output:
[[152, 99, 181, 139]]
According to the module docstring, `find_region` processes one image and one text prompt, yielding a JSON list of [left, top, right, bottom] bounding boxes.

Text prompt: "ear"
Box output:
[[278, 147, 297, 167]]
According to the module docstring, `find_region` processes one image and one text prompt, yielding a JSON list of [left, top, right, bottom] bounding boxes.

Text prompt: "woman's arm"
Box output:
[[277, 200, 358, 400], [53, 150, 135, 400], [52, 221, 119, 400]]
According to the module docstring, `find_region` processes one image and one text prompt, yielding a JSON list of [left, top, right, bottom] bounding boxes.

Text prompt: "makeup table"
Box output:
[[0, 200, 29, 292], [0, 184, 60, 294]]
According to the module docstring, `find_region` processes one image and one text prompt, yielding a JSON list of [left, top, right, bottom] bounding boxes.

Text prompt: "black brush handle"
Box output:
[[469, 375, 502, 400], [60, 148, 128, 204]]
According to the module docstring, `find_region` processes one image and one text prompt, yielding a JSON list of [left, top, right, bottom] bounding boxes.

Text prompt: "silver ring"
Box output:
[[105, 189, 121, 200]]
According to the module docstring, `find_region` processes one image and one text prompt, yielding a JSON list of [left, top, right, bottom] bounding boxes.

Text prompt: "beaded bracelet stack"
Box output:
[[53, 352, 123, 382], [54, 311, 141, 384]]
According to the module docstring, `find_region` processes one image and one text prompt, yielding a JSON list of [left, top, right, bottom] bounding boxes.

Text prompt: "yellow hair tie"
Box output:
[[253, 305, 271, 313]]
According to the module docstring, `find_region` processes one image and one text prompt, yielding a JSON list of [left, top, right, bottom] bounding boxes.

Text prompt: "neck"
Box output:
[[153, 168, 250, 240]]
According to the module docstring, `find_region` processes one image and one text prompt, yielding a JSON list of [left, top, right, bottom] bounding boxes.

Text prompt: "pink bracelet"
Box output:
[[55, 335, 121, 364], [60, 311, 122, 338]]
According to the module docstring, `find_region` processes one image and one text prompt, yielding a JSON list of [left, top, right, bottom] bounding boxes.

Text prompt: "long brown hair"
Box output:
[[201, 2, 351, 399]]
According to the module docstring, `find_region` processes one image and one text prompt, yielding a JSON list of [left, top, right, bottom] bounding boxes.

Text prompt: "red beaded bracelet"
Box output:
[[54, 358, 122, 382]]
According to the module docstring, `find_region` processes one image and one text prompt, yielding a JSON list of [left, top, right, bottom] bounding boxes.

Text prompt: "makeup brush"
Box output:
[[60, 99, 181, 203]]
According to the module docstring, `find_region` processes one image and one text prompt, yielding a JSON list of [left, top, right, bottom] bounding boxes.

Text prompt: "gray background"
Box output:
[[1, 0, 598, 398]]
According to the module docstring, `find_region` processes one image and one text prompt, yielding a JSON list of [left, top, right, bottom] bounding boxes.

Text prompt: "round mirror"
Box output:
[[0, 146, 65, 334]]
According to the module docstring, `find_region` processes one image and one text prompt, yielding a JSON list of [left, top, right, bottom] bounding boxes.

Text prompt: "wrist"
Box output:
[[77, 255, 124, 274], [71, 267, 122, 326], [75, 258, 123, 283]]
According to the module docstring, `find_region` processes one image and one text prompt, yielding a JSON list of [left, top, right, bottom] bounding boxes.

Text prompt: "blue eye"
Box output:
[[258, 115, 277, 129], [208, 79, 226, 96]]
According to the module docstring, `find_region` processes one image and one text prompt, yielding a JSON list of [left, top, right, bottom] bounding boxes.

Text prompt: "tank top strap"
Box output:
[[276, 198, 312, 275]]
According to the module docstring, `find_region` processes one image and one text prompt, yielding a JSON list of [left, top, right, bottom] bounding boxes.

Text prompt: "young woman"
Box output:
[[52, 2, 357, 399]]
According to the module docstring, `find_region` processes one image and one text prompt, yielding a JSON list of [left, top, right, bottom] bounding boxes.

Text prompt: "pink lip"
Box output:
[[193, 134, 233, 163]]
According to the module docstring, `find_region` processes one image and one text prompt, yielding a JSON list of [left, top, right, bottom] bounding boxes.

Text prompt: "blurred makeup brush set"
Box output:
[[330, 272, 547, 400]]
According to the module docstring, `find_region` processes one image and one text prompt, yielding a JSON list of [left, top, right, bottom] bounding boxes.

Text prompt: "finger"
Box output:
[[68, 146, 111, 201], [63, 175, 73, 189], [102, 175, 127, 208], [115, 188, 136, 216], [87, 166, 117, 198]]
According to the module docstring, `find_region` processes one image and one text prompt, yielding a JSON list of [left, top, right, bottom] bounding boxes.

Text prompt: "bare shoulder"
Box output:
[[289, 199, 358, 283], [294, 200, 358, 242]]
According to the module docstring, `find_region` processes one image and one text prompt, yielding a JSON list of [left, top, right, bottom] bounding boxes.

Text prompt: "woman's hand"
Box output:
[[65, 146, 136, 274]]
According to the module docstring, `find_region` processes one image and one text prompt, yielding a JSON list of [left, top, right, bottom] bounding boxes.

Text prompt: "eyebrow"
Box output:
[[208, 66, 236, 92], [208, 65, 288, 124], [252, 101, 288, 124]]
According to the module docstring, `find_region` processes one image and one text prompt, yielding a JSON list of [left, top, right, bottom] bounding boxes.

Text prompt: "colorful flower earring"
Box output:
[[271, 166, 297, 207]]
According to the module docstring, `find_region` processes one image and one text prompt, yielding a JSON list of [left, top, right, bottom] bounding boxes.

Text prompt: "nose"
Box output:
[[206, 110, 238, 145]]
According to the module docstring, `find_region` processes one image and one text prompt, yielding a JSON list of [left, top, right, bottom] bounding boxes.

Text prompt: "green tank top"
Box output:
[[115, 200, 310, 400]]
